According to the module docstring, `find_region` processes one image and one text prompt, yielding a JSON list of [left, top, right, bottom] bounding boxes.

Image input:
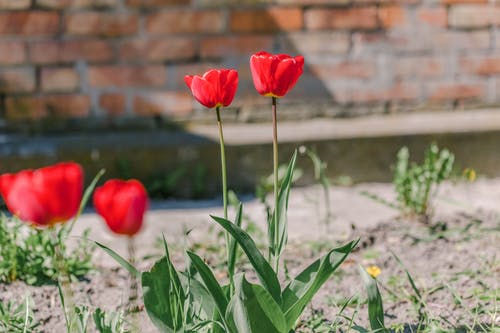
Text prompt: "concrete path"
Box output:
[[74, 177, 500, 268]]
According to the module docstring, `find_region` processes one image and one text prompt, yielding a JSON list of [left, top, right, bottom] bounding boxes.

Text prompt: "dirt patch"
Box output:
[[1, 180, 499, 331]]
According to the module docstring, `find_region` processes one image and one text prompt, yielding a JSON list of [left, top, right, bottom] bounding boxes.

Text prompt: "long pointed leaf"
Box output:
[[227, 203, 243, 280], [282, 239, 359, 328], [142, 257, 184, 332], [226, 275, 287, 333], [359, 266, 386, 332], [211, 215, 281, 305], [186, 251, 228, 319], [95, 241, 140, 279], [270, 151, 297, 258]]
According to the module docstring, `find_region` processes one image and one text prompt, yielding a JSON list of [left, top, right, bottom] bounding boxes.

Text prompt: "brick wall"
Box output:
[[0, 0, 499, 128]]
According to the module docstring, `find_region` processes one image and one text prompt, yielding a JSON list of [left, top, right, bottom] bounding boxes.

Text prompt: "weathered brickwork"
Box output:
[[0, 0, 499, 125]]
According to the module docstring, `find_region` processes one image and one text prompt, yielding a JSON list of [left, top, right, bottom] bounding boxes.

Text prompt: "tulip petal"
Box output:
[[250, 51, 304, 98], [185, 69, 238, 109], [184, 75, 194, 89], [6, 172, 47, 225], [221, 69, 238, 107], [0, 162, 83, 226], [191, 76, 217, 108], [93, 179, 148, 236]]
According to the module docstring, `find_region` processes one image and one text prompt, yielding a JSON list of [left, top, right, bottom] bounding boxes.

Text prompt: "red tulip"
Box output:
[[0, 162, 84, 226], [93, 179, 148, 236], [185, 69, 238, 108], [250, 51, 304, 98]]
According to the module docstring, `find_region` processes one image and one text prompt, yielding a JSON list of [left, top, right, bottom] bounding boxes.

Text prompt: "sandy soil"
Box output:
[[1, 178, 499, 332]]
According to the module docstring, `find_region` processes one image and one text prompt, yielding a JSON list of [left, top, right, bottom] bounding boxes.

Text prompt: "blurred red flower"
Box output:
[[93, 179, 148, 236], [250, 51, 304, 98], [185, 69, 238, 108], [0, 162, 84, 226]]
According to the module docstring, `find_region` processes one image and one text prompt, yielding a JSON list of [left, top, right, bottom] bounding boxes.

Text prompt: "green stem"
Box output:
[[216, 107, 232, 289], [272, 97, 279, 273], [127, 236, 138, 308], [50, 227, 75, 332], [127, 236, 139, 331], [216, 107, 228, 221]]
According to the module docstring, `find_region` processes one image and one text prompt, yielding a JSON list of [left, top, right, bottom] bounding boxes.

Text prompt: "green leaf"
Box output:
[[227, 203, 243, 281], [179, 272, 216, 320], [211, 215, 281, 305], [142, 257, 184, 332], [186, 251, 228, 319], [359, 266, 386, 332], [270, 151, 297, 258], [281, 239, 359, 328], [95, 242, 140, 279], [226, 275, 287, 333]]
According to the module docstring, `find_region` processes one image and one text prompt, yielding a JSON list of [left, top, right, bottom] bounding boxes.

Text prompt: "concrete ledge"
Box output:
[[189, 109, 500, 145], [2, 109, 500, 197]]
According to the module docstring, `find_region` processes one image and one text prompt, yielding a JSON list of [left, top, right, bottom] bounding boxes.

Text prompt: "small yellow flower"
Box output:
[[463, 168, 476, 182], [366, 265, 381, 279]]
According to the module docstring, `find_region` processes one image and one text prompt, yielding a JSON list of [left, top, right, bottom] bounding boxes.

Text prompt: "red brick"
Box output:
[[201, 35, 274, 58], [494, 6, 500, 26], [416, 7, 447, 27], [448, 5, 495, 28], [305, 7, 378, 30], [276, 0, 349, 4], [36, 0, 118, 8], [6, 95, 90, 120], [127, 0, 190, 6], [0, 42, 26, 65], [460, 56, 500, 76], [355, 0, 419, 4], [64, 13, 138, 37], [88, 65, 166, 88], [0, 12, 59, 36], [99, 93, 126, 116], [429, 83, 485, 101], [0, 68, 35, 93], [134, 92, 192, 117], [441, 0, 487, 4], [41, 68, 80, 92], [285, 32, 350, 56], [351, 31, 411, 53], [230, 8, 303, 33], [120, 39, 196, 62], [310, 61, 375, 79], [0, 0, 31, 9], [336, 83, 419, 104], [378, 6, 407, 28], [146, 10, 225, 35], [394, 57, 445, 78], [29, 40, 114, 64], [428, 30, 491, 50], [193, 0, 283, 6]]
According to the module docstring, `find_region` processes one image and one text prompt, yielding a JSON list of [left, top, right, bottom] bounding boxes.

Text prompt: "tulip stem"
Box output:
[[50, 227, 76, 332], [127, 236, 138, 310], [216, 107, 228, 221], [127, 236, 140, 332], [272, 96, 279, 273], [216, 106, 233, 290]]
